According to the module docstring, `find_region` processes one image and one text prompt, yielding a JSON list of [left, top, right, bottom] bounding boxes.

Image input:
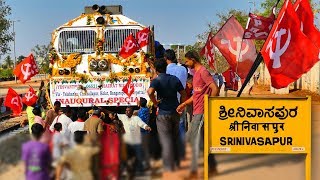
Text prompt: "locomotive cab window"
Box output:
[[104, 28, 139, 53], [58, 30, 97, 54]]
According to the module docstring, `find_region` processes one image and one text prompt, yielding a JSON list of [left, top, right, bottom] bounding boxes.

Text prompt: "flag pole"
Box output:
[[237, 0, 281, 97], [237, 52, 262, 97]]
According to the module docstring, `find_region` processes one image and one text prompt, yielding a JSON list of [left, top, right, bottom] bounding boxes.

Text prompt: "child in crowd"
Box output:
[[52, 123, 69, 165], [22, 123, 51, 180]]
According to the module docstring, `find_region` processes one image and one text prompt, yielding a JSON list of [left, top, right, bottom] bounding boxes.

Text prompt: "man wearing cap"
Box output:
[[83, 106, 104, 180], [83, 107, 104, 142]]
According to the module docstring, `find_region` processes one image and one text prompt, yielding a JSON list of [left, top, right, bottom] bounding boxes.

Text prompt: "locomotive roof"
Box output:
[[56, 13, 145, 29]]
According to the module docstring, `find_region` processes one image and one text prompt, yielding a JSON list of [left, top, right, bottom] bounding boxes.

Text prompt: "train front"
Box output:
[[48, 5, 154, 108]]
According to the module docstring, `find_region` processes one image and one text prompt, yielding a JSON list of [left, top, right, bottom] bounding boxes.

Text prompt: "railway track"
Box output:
[[0, 125, 28, 143], [0, 112, 11, 121], [0, 111, 27, 141]]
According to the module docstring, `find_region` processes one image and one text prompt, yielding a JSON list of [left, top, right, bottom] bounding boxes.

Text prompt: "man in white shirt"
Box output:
[[68, 109, 86, 134], [49, 106, 73, 136], [117, 107, 151, 174], [68, 109, 87, 147]]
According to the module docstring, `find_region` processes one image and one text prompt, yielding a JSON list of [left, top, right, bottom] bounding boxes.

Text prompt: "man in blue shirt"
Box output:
[[165, 49, 188, 100], [165, 49, 188, 163], [147, 58, 186, 173]]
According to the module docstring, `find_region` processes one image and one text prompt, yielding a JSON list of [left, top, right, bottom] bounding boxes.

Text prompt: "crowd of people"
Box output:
[[21, 49, 230, 180]]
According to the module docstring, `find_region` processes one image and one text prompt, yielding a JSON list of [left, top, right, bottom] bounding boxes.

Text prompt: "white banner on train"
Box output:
[[50, 78, 150, 107]]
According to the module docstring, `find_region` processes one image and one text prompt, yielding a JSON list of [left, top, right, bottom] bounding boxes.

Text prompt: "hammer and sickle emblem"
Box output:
[[127, 83, 133, 93], [138, 32, 148, 44], [25, 91, 35, 101], [11, 97, 22, 107], [21, 63, 32, 80], [205, 42, 214, 62], [124, 40, 136, 53], [221, 37, 249, 62], [266, 28, 291, 69]]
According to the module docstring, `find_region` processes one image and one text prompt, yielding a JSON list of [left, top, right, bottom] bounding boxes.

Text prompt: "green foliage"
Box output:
[[260, 0, 283, 17], [0, 68, 13, 78], [216, 9, 249, 29], [32, 44, 50, 73], [193, 9, 248, 73], [0, 0, 13, 55], [17, 55, 26, 64], [3, 55, 13, 68]]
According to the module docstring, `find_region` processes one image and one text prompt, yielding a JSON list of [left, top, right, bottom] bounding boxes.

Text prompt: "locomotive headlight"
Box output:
[[98, 59, 108, 70], [96, 16, 105, 25], [135, 68, 140, 73], [90, 59, 98, 70], [128, 67, 135, 73], [64, 69, 71, 75], [58, 69, 64, 75]]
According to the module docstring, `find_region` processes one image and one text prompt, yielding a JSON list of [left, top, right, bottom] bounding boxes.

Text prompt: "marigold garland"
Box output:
[[57, 53, 82, 68]]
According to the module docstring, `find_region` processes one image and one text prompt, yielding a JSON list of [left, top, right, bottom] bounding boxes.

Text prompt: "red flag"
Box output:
[[222, 68, 238, 91], [119, 34, 139, 59], [244, 13, 275, 40], [13, 54, 39, 84], [261, 0, 319, 89], [122, 76, 135, 97], [212, 16, 257, 79], [294, 0, 320, 52], [22, 86, 38, 106], [200, 32, 215, 70], [136, 27, 150, 48], [4, 88, 23, 115]]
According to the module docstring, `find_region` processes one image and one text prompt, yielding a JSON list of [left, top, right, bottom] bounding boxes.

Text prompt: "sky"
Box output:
[[4, 0, 264, 60]]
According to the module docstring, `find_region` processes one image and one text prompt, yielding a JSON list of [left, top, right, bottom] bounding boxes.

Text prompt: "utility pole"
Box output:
[[12, 20, 20, 83]]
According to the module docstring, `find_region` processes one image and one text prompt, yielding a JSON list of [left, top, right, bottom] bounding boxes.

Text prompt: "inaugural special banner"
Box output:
[[50, 76, 150, 107], [203, 96, 311, 180]]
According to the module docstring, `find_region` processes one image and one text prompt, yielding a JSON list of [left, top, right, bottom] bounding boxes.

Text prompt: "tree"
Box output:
[[4, 55, 13, 68], [0, 62, 5, 69], [193, 9, 248, 73], [31, 44, 50, 73], [17, 55, 26, 64], [196, 9, 248, 43], [0, 68, 13, 78], [0, 0, 13, 55]]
